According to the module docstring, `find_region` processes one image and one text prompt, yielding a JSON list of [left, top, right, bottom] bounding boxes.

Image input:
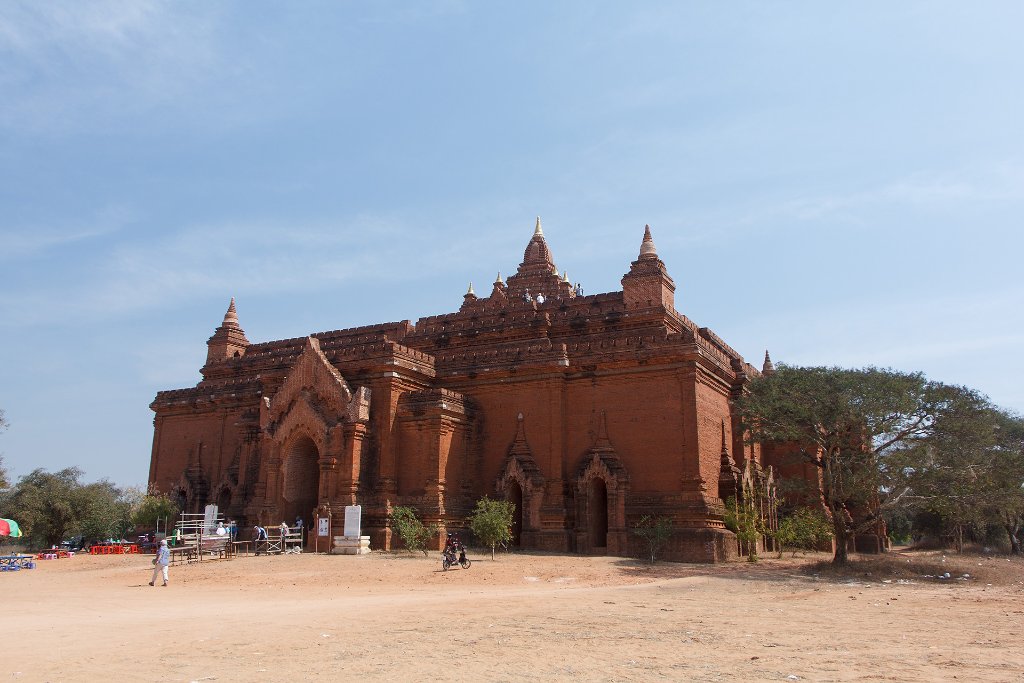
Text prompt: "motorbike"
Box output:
[[441, 544, 471, 571]]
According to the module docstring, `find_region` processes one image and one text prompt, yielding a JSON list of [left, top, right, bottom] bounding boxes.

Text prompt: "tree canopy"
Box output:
[[389, 506, 436, 556], [0, 467, 144, 548], [738, 365, 993, 565], [890, 405, 1024, 552], [468, 496, 514, 559]]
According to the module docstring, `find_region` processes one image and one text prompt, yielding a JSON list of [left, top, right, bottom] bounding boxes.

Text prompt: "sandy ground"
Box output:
[[5, 548, 1024, 683]]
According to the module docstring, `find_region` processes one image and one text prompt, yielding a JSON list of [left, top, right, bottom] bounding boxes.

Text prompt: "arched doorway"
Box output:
[[216, 487, 231, 515], [508, 480, 524, 546], [282, 435, 320, 527], [172, 487, 188, 516], [588, 477, 608, 549]]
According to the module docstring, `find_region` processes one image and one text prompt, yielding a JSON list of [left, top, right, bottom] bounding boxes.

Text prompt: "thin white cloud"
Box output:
[[0, 2, 223, 134], [0, 205, 134, 260], [0, 212, 522, 327], [737, 164, 1024, 227], [739, 284, 1024, 373]]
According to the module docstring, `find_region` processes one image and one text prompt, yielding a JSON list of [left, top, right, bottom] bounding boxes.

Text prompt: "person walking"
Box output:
[[149, 539, 170, 587]]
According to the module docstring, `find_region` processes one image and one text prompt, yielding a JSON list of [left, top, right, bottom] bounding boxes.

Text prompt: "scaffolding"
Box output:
[[254, 524, 303, 556], [170, 506, 233, 564]]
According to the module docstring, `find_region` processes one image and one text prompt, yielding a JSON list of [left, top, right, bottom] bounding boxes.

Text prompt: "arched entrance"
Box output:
[[508, 480, 524, 546], [216, 487, 231, 515], [588, 477, 608, 549], [172, 487, 188, 516], [282, 435, 320, 526]]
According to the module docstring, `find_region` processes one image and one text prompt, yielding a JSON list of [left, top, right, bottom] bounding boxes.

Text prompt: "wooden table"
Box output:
[[169, 546, 197, 565], [229, 541, 252, 557]]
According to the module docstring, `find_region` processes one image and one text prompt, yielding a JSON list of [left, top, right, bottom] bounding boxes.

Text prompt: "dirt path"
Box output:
[[6, 551, 1023, 682]]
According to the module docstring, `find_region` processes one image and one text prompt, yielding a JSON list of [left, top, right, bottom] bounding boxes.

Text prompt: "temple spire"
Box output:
[[638, 224, 658, 259], [622, 223, 675, 311], [223, 297, 240, 327], [762, 350, 775, 376], [205, 297, 250, 365], [503, 216, 574, 303]]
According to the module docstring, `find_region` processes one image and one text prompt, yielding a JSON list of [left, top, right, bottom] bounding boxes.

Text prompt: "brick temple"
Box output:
[[149, 220, 780, 562]]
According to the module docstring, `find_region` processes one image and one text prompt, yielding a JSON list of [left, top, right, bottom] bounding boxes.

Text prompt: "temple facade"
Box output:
[[149, 220, 778, 562]]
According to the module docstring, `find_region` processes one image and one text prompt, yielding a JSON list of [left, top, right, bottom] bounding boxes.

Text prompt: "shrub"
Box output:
[[468, 496, 514, 560], [632, 515, 673, 564], [775, 507, 833, 557], [724, 496, 766, 562], [389, 506, 437, 556]]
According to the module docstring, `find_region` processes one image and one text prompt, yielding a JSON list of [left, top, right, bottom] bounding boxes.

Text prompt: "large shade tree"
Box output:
[[738, 365, 990, 565], [892, 406, 1024, 552], [2, 467, 86, 548], [0, 468, 143, 548]]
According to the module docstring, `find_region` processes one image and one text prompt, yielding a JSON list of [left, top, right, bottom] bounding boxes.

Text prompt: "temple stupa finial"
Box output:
[[639, 224, 658, 259], [222, 297, 240, 328]]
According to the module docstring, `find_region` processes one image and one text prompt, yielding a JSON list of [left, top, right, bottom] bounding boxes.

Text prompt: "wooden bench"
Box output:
[[169, 546, 197, 565], [199, 537, 229, 560], [229, 540, 252, 557]]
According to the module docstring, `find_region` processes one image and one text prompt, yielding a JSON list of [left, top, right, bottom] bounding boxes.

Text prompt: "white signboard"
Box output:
[[203, 504, 219, 534], [317, 517, 330, 537], [344, 505, 362, 538]]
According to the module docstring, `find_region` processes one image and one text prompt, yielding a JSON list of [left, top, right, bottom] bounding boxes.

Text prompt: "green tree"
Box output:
[[133, 490, 180, 531], [76, 480, 125, 543], [468, 496, 514, 560], [723, 496, 766, 562], [738, 365, 988, 566], [632, 515, 673, 564], [2, 467, 85, 548], [987, 412, 1024, 553], [774, 508, 833, 557], [895, 407, 1024, 553], [389, 506, 437, 556]]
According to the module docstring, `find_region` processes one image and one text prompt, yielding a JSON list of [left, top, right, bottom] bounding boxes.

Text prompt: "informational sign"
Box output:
[[317, 516, 330, 537], [203, 504, 219, 535], [344, 505, 362, 538]]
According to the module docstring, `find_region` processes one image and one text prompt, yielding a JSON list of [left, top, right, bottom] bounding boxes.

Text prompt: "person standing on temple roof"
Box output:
[[536, 292, 545, 304]]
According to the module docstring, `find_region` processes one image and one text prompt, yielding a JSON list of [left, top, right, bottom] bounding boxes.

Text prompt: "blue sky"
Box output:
[[1, 2, 1021, 488]]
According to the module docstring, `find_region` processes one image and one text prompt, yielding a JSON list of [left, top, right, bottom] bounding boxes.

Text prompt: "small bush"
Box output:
[[632, 515, 673, 564], [724, 496, 766, 562], [389, 506, 437, 556], [775, 508, 833, 557], [468, 496, 514, 560]]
